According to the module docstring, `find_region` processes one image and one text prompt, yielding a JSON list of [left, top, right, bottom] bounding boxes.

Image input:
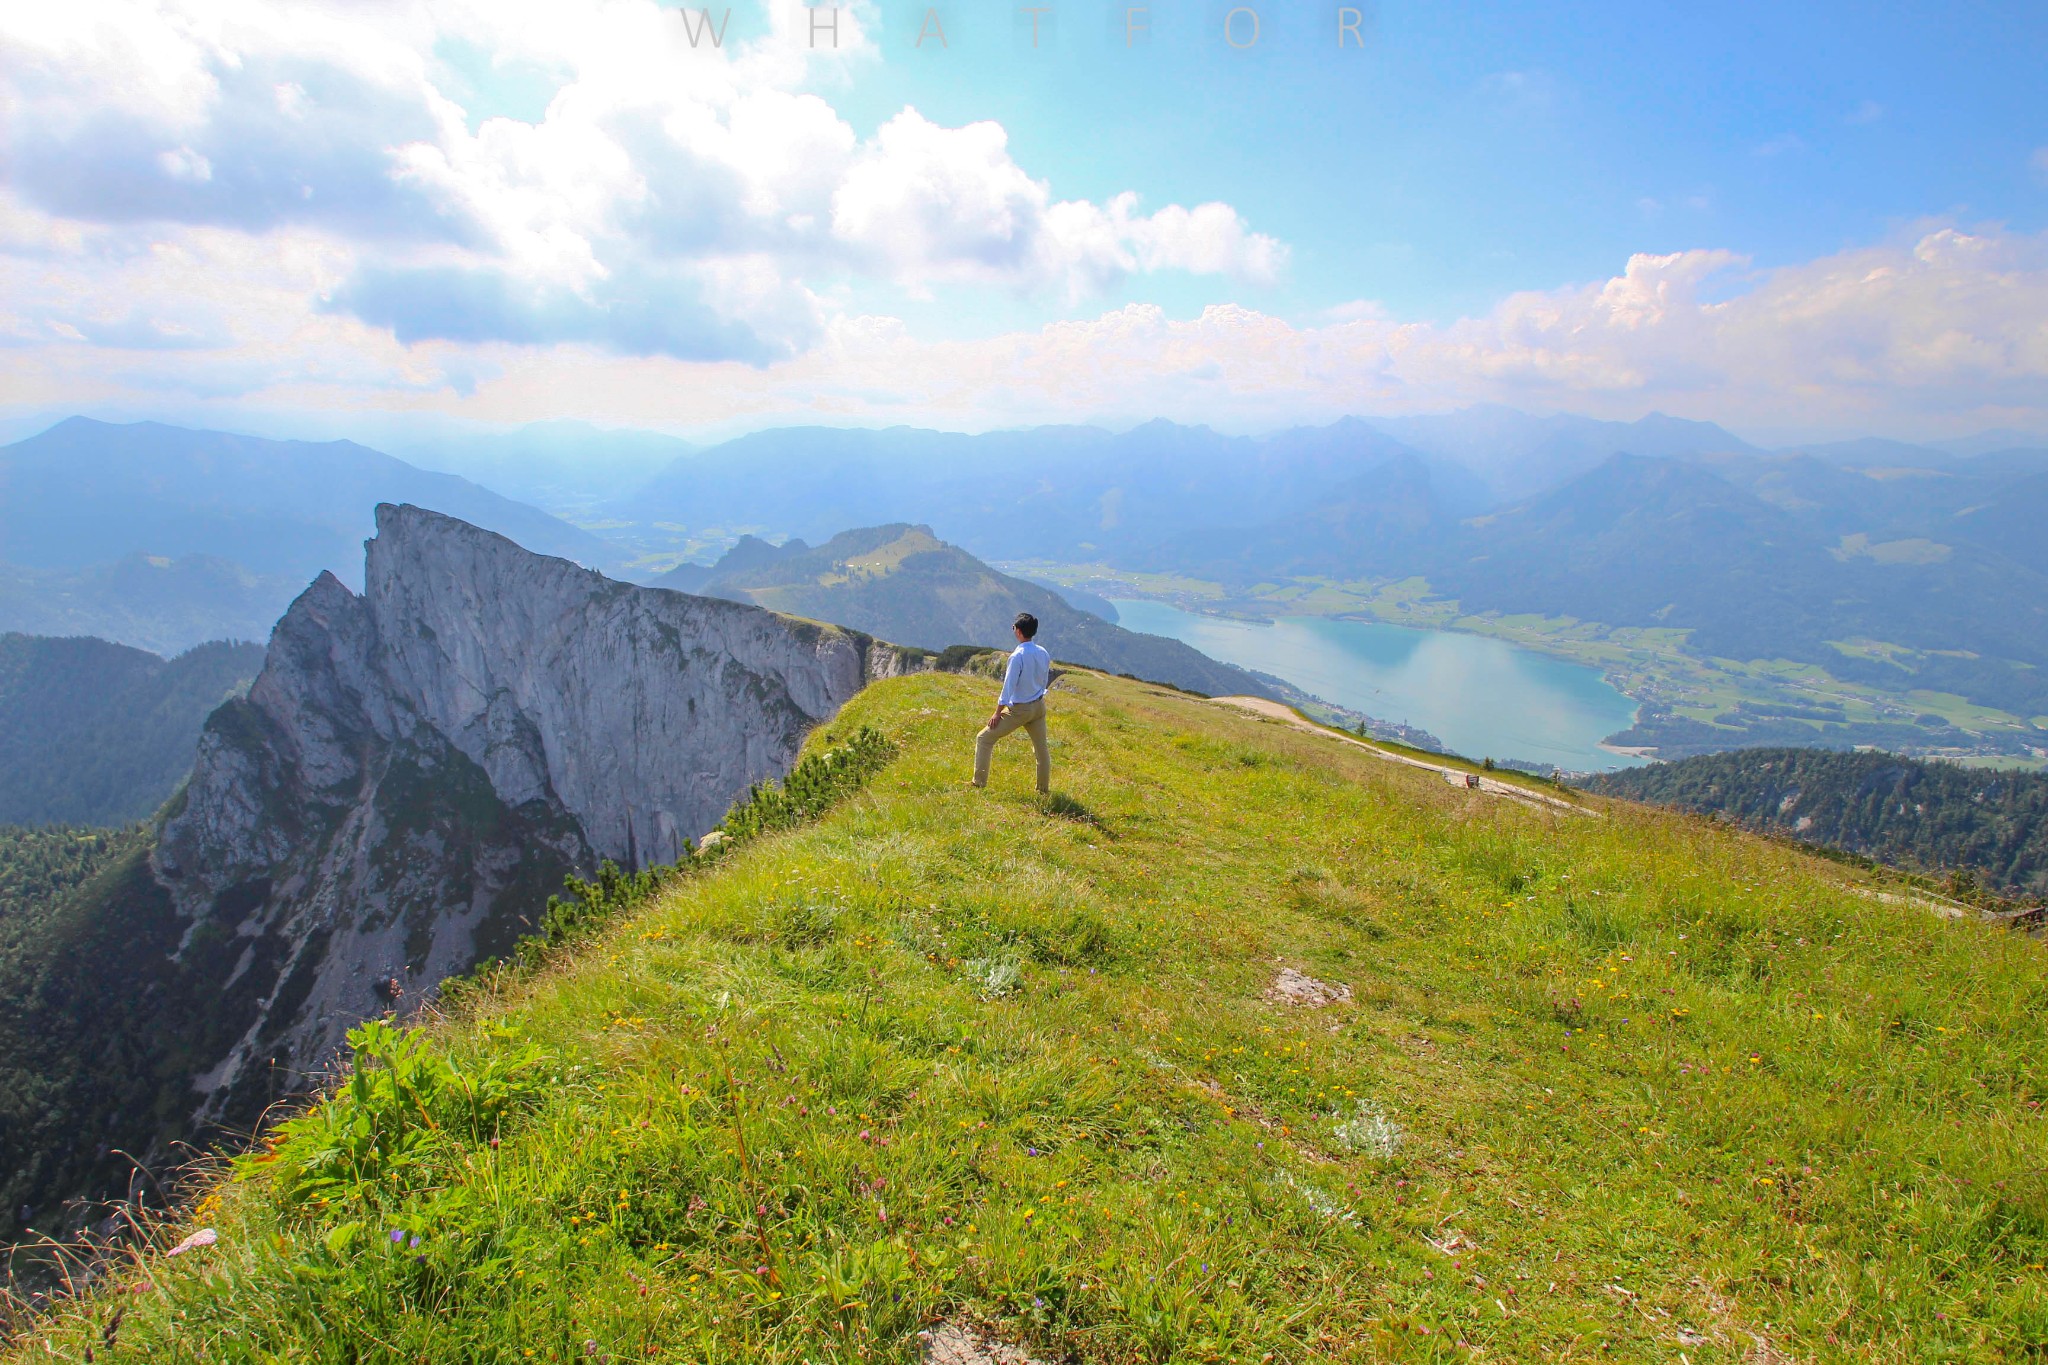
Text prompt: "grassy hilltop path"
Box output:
[[16, 670, 2047, 1362], [1208, 696, 1591, 817]]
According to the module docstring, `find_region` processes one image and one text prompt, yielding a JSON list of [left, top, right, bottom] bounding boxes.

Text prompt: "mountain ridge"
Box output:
[[682, 523, 1278, 701], [0, 505, 932, 1222], [0, 417, 612, 584]]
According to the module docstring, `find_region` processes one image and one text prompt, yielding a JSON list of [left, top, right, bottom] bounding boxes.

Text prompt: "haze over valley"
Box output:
[[8, 407, 2043, 772]]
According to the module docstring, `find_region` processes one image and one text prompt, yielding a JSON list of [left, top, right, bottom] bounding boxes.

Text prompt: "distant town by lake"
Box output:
[[1110, 600, 1645, 772]]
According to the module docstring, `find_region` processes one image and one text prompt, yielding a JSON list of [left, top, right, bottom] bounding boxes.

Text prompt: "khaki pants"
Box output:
[[973, 697, 1049, 793]]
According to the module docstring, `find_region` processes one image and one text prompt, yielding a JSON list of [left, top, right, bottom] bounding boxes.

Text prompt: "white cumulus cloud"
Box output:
[[2, 4, 2043, 440], [1, 0, 1282, 365], [831, 112, 1284, 301]]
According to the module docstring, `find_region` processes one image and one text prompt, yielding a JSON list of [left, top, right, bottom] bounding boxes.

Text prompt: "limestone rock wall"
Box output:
[[152, 504, 922, 1121]]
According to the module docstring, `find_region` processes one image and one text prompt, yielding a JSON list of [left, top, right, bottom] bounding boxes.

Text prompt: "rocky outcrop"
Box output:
[[152, 504, 924, 1122]]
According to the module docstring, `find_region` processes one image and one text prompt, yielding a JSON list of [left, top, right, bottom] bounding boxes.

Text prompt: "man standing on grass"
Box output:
[[973, 612, 1051, 794]]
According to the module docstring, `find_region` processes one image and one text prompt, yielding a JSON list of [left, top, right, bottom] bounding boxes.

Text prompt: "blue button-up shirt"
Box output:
[[997, 641, 1050, 706]]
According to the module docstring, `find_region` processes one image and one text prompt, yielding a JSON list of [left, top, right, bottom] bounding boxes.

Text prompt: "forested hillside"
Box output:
[[0, 827, 255, 1231], [1583, 747, 2048, 898], [0, 824, 140, 923], [0, 634, 266, 826]]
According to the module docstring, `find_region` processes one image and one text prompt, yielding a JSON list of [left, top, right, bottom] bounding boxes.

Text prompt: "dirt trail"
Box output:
[[1212, 695, 1594, 817]]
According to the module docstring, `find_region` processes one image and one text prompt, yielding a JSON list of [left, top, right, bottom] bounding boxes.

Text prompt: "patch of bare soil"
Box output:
[[1266, 967, 1353, 1007], [920, 1321, 1049, 1365]]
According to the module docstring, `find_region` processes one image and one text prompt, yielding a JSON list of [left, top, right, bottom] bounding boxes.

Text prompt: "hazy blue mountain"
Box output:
[[0, 633, 266, 825], [1764, 437, 2048, 482], [1141, 448, 2048, 718], [647, 534, 811, 593], [1929, 428, 2048, 459], [649, 561, 716, 593], [1011, 574, 1119, 622], [695, 524, 1276, 699], [0, 418, 614, 585], [1444, 456, 2048, 714], [1950, 471, 2048, 578], [1141, 451, 1452, 582], [618, 419, 1441, 560], [1691, 452, 1937, 535], [0, 553, 299, 655], [1445, 454, 1830, 630], [1943, 447, 2048, 481], [1360, 407, 1756, 501], [1696, 450, 2048, 569], [1772, 437, 1955, 467], [377, 419, 697, 516]]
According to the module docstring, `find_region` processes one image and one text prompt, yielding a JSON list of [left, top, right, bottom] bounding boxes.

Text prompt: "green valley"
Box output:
[[1005, 564, 2048, 768], [0, 635, 267, 826], [14, 669, 2046, 1362]]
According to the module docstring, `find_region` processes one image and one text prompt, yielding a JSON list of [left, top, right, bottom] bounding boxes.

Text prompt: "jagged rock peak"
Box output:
[[153, 503, 926, 1122]]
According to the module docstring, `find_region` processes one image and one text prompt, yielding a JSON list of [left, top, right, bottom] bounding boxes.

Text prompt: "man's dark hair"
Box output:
[[1013, 612, 1039, 640]]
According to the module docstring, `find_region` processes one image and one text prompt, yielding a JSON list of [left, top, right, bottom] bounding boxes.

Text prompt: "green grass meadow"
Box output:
[[13, 670, 2048, 1362]]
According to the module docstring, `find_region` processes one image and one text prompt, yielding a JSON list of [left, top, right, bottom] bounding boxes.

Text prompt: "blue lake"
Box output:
[[1109, 600, 1645, 772]]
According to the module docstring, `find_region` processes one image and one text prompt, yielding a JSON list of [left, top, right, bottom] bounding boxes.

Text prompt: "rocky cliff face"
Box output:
[[153, 504, 922, 1122]]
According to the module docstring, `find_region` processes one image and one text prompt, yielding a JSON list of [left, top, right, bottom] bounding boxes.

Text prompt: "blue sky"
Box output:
[[816, 0, 2048, 327], [2, 0, 2045, 441]]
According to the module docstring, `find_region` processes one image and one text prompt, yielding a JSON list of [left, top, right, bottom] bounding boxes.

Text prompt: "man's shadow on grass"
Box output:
[[1034, 790, 1114, 836]]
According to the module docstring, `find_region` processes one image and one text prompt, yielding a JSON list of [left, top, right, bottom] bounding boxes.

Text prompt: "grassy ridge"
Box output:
[[14, 670, 2048, 1362]]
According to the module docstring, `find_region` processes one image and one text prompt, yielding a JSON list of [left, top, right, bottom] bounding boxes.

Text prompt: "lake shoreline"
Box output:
[[1109, 597, 1648, 773]]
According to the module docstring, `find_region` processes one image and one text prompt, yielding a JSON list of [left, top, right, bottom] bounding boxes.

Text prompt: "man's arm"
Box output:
[[989, 649, 1023, 728]]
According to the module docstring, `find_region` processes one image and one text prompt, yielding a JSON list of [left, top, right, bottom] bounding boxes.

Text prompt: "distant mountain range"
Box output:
[[601, 414, 2048, 718], [0, 554, 298, 656], [609, 409, 1762, 557], [0, 417, 619, 652], [9, 410, 2047, 748], [0, 418, 609, 583], [1138, 446, 2048, 720], [1360, 406, 1761, 501], [614, 419, 1476, 560], [1584, 748, 2048, 900], [370, 419, 698, 518], [664, 524, 1276, 700], [0, 634, 266, 825]]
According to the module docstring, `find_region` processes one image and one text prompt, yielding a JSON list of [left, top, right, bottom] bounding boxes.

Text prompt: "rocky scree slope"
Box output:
[[1, 505, 925, 1223]]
